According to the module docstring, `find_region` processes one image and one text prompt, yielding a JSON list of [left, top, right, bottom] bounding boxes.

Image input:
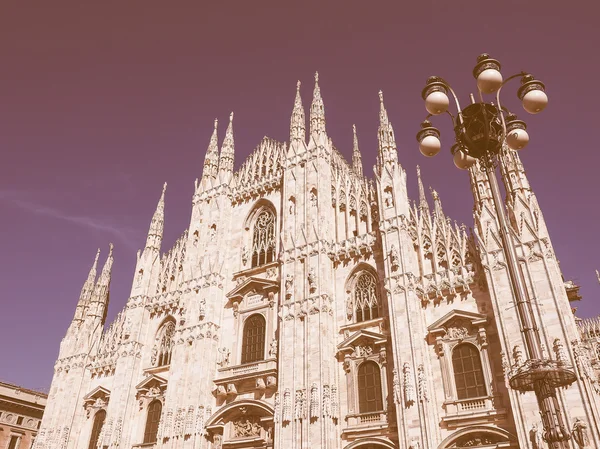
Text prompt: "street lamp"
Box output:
[[416, 54, 576, 449]]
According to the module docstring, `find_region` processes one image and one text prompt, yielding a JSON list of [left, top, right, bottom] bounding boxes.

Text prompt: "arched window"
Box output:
[[251, 210, 275, 268], [357, 361, 383, 413], [452, 343, 487, 399], [156, 320, 175, 367], [354, 271, 379, 323], [88, 410, 106, 449], [143, 400, 162, 444], [241, 314, 266, 364]]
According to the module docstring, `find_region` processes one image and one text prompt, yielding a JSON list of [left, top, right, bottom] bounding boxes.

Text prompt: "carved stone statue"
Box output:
[[529, 423, 543, 449], [307, 268, 316, 292], [389, 245, 399, 270], [572, 418, 590, 448], [384, 188, 393, 208], [241, 246, 249, 266], [285, 274, 293, 297], [269, 338, 278, 358], [217, 347, 230, 368]]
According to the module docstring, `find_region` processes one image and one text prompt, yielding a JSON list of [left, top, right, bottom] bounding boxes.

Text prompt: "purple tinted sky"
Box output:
[[1, 1, 598, 391]]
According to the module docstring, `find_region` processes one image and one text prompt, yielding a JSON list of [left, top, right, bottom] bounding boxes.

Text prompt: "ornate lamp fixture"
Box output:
[[416, 54, 575, 449]]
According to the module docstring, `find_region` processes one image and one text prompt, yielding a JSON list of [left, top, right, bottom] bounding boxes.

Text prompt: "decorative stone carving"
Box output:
[[217, 347, 230, 368], [256, 378, 266, 390], [266, 375, 277, 388], [417, 364, 428, 402], [572, 340, 599, 394], [529, 423, 543, 449], [384, 187, 393, 208], [233, 415, 261, 438], [392, 368, 401, 404], [445, 319, 470, 340], [273, 392, 280, 423], [282, 389, 292, 423], [285, 274, 293, 299], [353, 344, 373, 358], [309, 188, 318, 208], [500, 351, 510, 378], [294, 389, 306, 420], [199, 298, 206, 320], [553, 338, 567, 366], [331, 385, 339, 419], [346, 297, 353, 321], [213, 433, 223, 449], [389, 245, 400, 271], [269, 338, 278, 358], [322, 384, 331, 418], [310, 383, 319, 419], [241, 246, 249, 266], [308, 268, 317, 293], [403, 362, 415, 407], [512, 345, 524, 369], [571, 418, 590, 448], [195, 405, 205, 436]]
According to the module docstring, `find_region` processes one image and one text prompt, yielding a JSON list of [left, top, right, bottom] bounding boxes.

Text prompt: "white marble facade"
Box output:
[[35, 74, 600, 449]]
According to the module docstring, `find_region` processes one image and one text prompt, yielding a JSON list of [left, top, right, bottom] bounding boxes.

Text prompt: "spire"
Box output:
[[145, 183, 167, 251], [310, 72, 326, 135], [377, 90, 397, 166], [80, 248, 100, 300], [431, 187, 445, 219], [290, 80, 306, 142], [352, 124, 363, 177], [90, 243, 114, 325], [202, 119, 219, 180], [219, 112, 235, 174], [416, 166, 430, 214]]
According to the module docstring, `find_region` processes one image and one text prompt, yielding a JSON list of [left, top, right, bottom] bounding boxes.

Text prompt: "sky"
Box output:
[[1, 1, 598, 392]]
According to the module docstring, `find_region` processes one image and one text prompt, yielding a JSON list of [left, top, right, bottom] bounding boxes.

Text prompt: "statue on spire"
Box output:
[[416, 166, 430, 214], [377, 90, 397, 166], [310, 72, 326, 136], [352, 124, 363, 177], [145, 183, 167, 252], [290, 80, 306, 143], [202, 119, 219, 181]]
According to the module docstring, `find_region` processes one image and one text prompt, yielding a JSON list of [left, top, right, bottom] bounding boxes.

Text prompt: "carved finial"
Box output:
[[376, 89, 397, 168], [213, 118, 218, 129], [219, 112, 235, 175], [378, 90, 384, 103], [229, 111, 234, 122], [596, 269, 600, 284], [352, 124, 363, 177], [416, 166, 429, 214], [430, 187, 445, 220], [162, 182, 167, 195], [202, 119, 220, 180], [291, 80, 306, 142], [310, 71, 325, 135], [145, 183, 167, 251]]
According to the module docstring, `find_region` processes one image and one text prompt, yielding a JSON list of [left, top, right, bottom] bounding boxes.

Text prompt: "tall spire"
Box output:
[[431, 187, 445, 219], [310, 72, 326, 135], [202, 119, 219, 180], [219, 112, 235, 175], [290, 80, 306, 142], [352, 124, 363, 177], [145, 183, 167, 251], [377, 90, 397, 165], [80, 248, 100, 300], [416, 166, 430, 214], [90, 243, 114, 324]]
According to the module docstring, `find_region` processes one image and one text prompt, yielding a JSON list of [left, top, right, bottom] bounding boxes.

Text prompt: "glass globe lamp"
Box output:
[[505, 114, 529, 150], [452, 144, 477, 170], [416, 120, 441, 157], [473, 54, 503, 94], [422, 77, 449, 115], [518, 75, 548, 114]]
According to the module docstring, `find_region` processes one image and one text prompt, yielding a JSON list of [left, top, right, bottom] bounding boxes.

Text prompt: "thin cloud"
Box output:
[[0, 190, 138, 249]]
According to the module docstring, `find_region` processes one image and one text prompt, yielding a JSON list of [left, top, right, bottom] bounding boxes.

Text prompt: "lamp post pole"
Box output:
[[416, 54, 576, 449]]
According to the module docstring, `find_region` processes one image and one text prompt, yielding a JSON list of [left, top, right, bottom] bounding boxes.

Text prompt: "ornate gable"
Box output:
[[135, 374, 167, 409], [226, 277, 279, 316], [83, 386, 110, 418]]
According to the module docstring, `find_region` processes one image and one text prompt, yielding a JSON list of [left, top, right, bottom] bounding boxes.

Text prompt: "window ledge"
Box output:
[[342, 411, 389, 439], [144, 365, 170, 376], [339, 317, 385, 334], [215, 358, 278, 384], [442, 396, 506, 428], [233, 261, 279, 280], [132, 443, 156, 448]]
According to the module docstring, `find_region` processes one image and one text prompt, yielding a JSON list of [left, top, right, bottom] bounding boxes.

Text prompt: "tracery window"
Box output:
[[156, 320, 175, 367], [251, 210, 275, 268], [88, 410, 106, 449], [354, 271, 379, 323], [143, 400, 162, 444], [241, 314, 266, 364], [357, 361, 383, 413], [452, 343, 487, 399]]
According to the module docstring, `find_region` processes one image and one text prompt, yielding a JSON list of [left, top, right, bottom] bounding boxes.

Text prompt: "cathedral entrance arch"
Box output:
[[344, 437, 396, 449], [205, 399, 274, 448], [437, 426, 516, 449]]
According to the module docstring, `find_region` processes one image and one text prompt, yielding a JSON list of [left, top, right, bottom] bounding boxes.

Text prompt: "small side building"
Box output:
[[0, 381, 47, 449]]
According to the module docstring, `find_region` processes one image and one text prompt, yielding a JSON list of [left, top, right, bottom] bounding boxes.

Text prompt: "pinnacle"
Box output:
[[417, 165, 430, 213]]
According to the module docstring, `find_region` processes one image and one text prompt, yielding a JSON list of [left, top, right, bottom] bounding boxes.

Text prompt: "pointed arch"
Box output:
[[154, 317, 176, 367], [88, 409, 106, 449], [345, 264, 382, 323], [244, 200, 277, 269]]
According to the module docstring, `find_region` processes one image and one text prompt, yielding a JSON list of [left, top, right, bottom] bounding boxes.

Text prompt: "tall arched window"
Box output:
[[241, 314, 266, 364], [357, 361, 383, 413], [88, 409, 106, 449], [354, 271, 380, 323], [156, 320, 175, 367], [251, 210, 275, 268], [452, 343, 487, 399], [143, 400, 162, 444]]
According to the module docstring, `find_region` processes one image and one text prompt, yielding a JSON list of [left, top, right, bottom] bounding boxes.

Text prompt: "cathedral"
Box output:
[[35, 73, 600, 449]]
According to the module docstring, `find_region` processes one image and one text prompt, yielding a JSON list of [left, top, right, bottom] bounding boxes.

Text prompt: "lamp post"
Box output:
[[416, 54, 577, 449]]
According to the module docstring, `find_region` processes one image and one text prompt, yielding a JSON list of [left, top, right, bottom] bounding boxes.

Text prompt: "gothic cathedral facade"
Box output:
[[35, 74, 600, 449]]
